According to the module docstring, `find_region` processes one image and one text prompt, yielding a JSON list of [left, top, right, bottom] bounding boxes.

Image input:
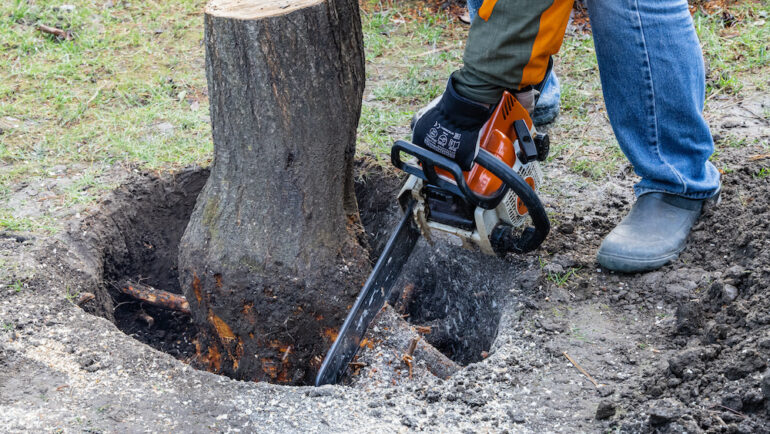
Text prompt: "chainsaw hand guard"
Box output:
[[392, 140, 506, 209], [392, 140, 549, 253]]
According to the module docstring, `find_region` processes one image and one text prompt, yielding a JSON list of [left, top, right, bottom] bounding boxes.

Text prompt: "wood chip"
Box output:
[[76, 292, 95, 306], [749, 154, 770, 161], [36, 24, 73, 40], [563, 351, 602, 388]]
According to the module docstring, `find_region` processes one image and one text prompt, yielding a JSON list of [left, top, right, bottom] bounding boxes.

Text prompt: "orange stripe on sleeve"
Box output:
[[519, 0, 573, 88], [477, 0, 499, 22]]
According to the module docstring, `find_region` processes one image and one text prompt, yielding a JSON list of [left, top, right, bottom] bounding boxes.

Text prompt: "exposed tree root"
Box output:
[[118, 280, 190, 314]]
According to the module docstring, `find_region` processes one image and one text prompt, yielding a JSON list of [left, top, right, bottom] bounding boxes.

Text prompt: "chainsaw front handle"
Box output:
[[392, 140, 507, 209], [391, 140, 549, 253], [475, 149, 550, 253]]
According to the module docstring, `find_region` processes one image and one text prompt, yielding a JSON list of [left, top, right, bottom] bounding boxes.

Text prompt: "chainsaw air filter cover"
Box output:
[[499, 160, 543, 227]]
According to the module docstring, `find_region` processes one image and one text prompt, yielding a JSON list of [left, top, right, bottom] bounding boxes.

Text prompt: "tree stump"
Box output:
[[178, 0, 368, 384]]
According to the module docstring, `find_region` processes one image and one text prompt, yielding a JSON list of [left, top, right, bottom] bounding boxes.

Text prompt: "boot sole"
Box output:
[[596, 249, 683, 274]]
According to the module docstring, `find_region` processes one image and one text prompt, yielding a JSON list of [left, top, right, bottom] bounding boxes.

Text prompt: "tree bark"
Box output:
[[178, 0, 368, 384]]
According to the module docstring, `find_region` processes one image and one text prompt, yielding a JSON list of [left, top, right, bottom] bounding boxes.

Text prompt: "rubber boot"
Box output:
[[597, 192, 718, 273]]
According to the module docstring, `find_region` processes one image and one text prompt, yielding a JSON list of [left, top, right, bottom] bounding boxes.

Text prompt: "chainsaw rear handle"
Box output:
[[391, 140, 550, 253]]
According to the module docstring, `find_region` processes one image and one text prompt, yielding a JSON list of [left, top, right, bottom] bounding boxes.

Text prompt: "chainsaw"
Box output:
[[315, 90, 550, 386]]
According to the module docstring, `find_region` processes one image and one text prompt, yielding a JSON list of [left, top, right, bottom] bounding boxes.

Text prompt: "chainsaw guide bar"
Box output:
[[315, 201, 421, 386]]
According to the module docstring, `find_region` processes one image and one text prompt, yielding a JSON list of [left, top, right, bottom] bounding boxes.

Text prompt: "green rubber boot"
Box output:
[[597, 192, 718, 273]]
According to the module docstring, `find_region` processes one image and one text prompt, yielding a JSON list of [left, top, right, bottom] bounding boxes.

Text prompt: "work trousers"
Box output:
[[456, 0, 721, 198]]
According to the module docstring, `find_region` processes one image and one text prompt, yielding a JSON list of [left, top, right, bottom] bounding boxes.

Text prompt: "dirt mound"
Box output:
[[615, 157, 770, 432], [532, 148, 770, 432]]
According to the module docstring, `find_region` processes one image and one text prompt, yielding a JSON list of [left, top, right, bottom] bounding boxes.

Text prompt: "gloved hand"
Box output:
[[411, 75, 494, 171]]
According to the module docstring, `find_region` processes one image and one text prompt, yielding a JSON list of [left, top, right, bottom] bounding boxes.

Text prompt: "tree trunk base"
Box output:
[[179, 0, 368, 385], [188, 236, 371, 384]]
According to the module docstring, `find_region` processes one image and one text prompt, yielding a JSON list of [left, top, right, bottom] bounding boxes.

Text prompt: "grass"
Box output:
[[10, 279, 23, 292], [60, 167, 110, 207], [357, 1, 464, 158], [64, 285, 80, 303], [0, 209, 56, 232], [694, 2, 770, 95], [569, 326, 592, 343], [0, 0, 767, 234], [539, 257, 582, 287], [0, 0, 211, 176], [548, 267, 581, 287], [1, 0, 211, 231]]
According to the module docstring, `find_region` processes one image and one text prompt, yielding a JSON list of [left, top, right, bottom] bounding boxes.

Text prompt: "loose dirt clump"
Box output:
[[531, 144, 770, 432]]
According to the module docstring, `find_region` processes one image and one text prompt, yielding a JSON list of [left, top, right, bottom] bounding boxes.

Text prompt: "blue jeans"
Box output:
[[465, 0, 720, 199], [586, 0, 720, 198]]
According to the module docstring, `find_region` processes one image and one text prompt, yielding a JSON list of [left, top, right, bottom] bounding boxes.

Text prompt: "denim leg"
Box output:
[[586, 0, 720, 199], [467, 0, 483, 19]]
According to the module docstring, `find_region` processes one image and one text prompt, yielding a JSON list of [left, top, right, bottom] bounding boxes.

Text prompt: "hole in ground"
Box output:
[[82, 167, 209, 364], [73, 161, 503, 383], [357, 161, 504, 367], [391, 247, 504, 366]]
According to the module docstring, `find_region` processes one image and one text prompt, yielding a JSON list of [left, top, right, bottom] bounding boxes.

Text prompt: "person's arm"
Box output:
[[411, 0, 573, 168]]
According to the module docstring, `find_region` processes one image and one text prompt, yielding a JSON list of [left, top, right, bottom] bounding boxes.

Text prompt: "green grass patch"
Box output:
[[60, 167, 110, 207], [694, 3, 770, 94], [356, 1, 465, 162], [0, 0, 211, 176], [0, 209, 56, 233], [358, 104, 413, 158], [1, 0, 767, 235]]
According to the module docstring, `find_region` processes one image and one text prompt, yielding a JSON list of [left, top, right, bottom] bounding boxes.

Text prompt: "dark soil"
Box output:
[[392, 246, 505, 366], [345, 144, 770, 431], [47, 143, 769, 430], [353, 158, 405, 258], [530, 148, 770, 432], [69, 167, 208, 362], [615, 160, 770, 432], [68, 159, 485, 385], [356, 157, 505, 367]]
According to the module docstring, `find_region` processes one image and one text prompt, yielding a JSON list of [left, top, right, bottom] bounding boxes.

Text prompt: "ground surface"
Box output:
[[1, 0, 769, 432]]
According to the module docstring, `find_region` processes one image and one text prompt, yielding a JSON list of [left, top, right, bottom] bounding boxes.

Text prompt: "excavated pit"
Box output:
[[76, 167, 209, 365], [71, 162, 506, 383], [392, 251, 504, 366]]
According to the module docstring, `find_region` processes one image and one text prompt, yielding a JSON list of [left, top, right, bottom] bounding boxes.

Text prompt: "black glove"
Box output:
[[411, 76, 494, 171]]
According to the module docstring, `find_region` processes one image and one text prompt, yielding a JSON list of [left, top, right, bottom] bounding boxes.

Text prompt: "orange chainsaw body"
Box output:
[[435, 90, 533, 197]]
